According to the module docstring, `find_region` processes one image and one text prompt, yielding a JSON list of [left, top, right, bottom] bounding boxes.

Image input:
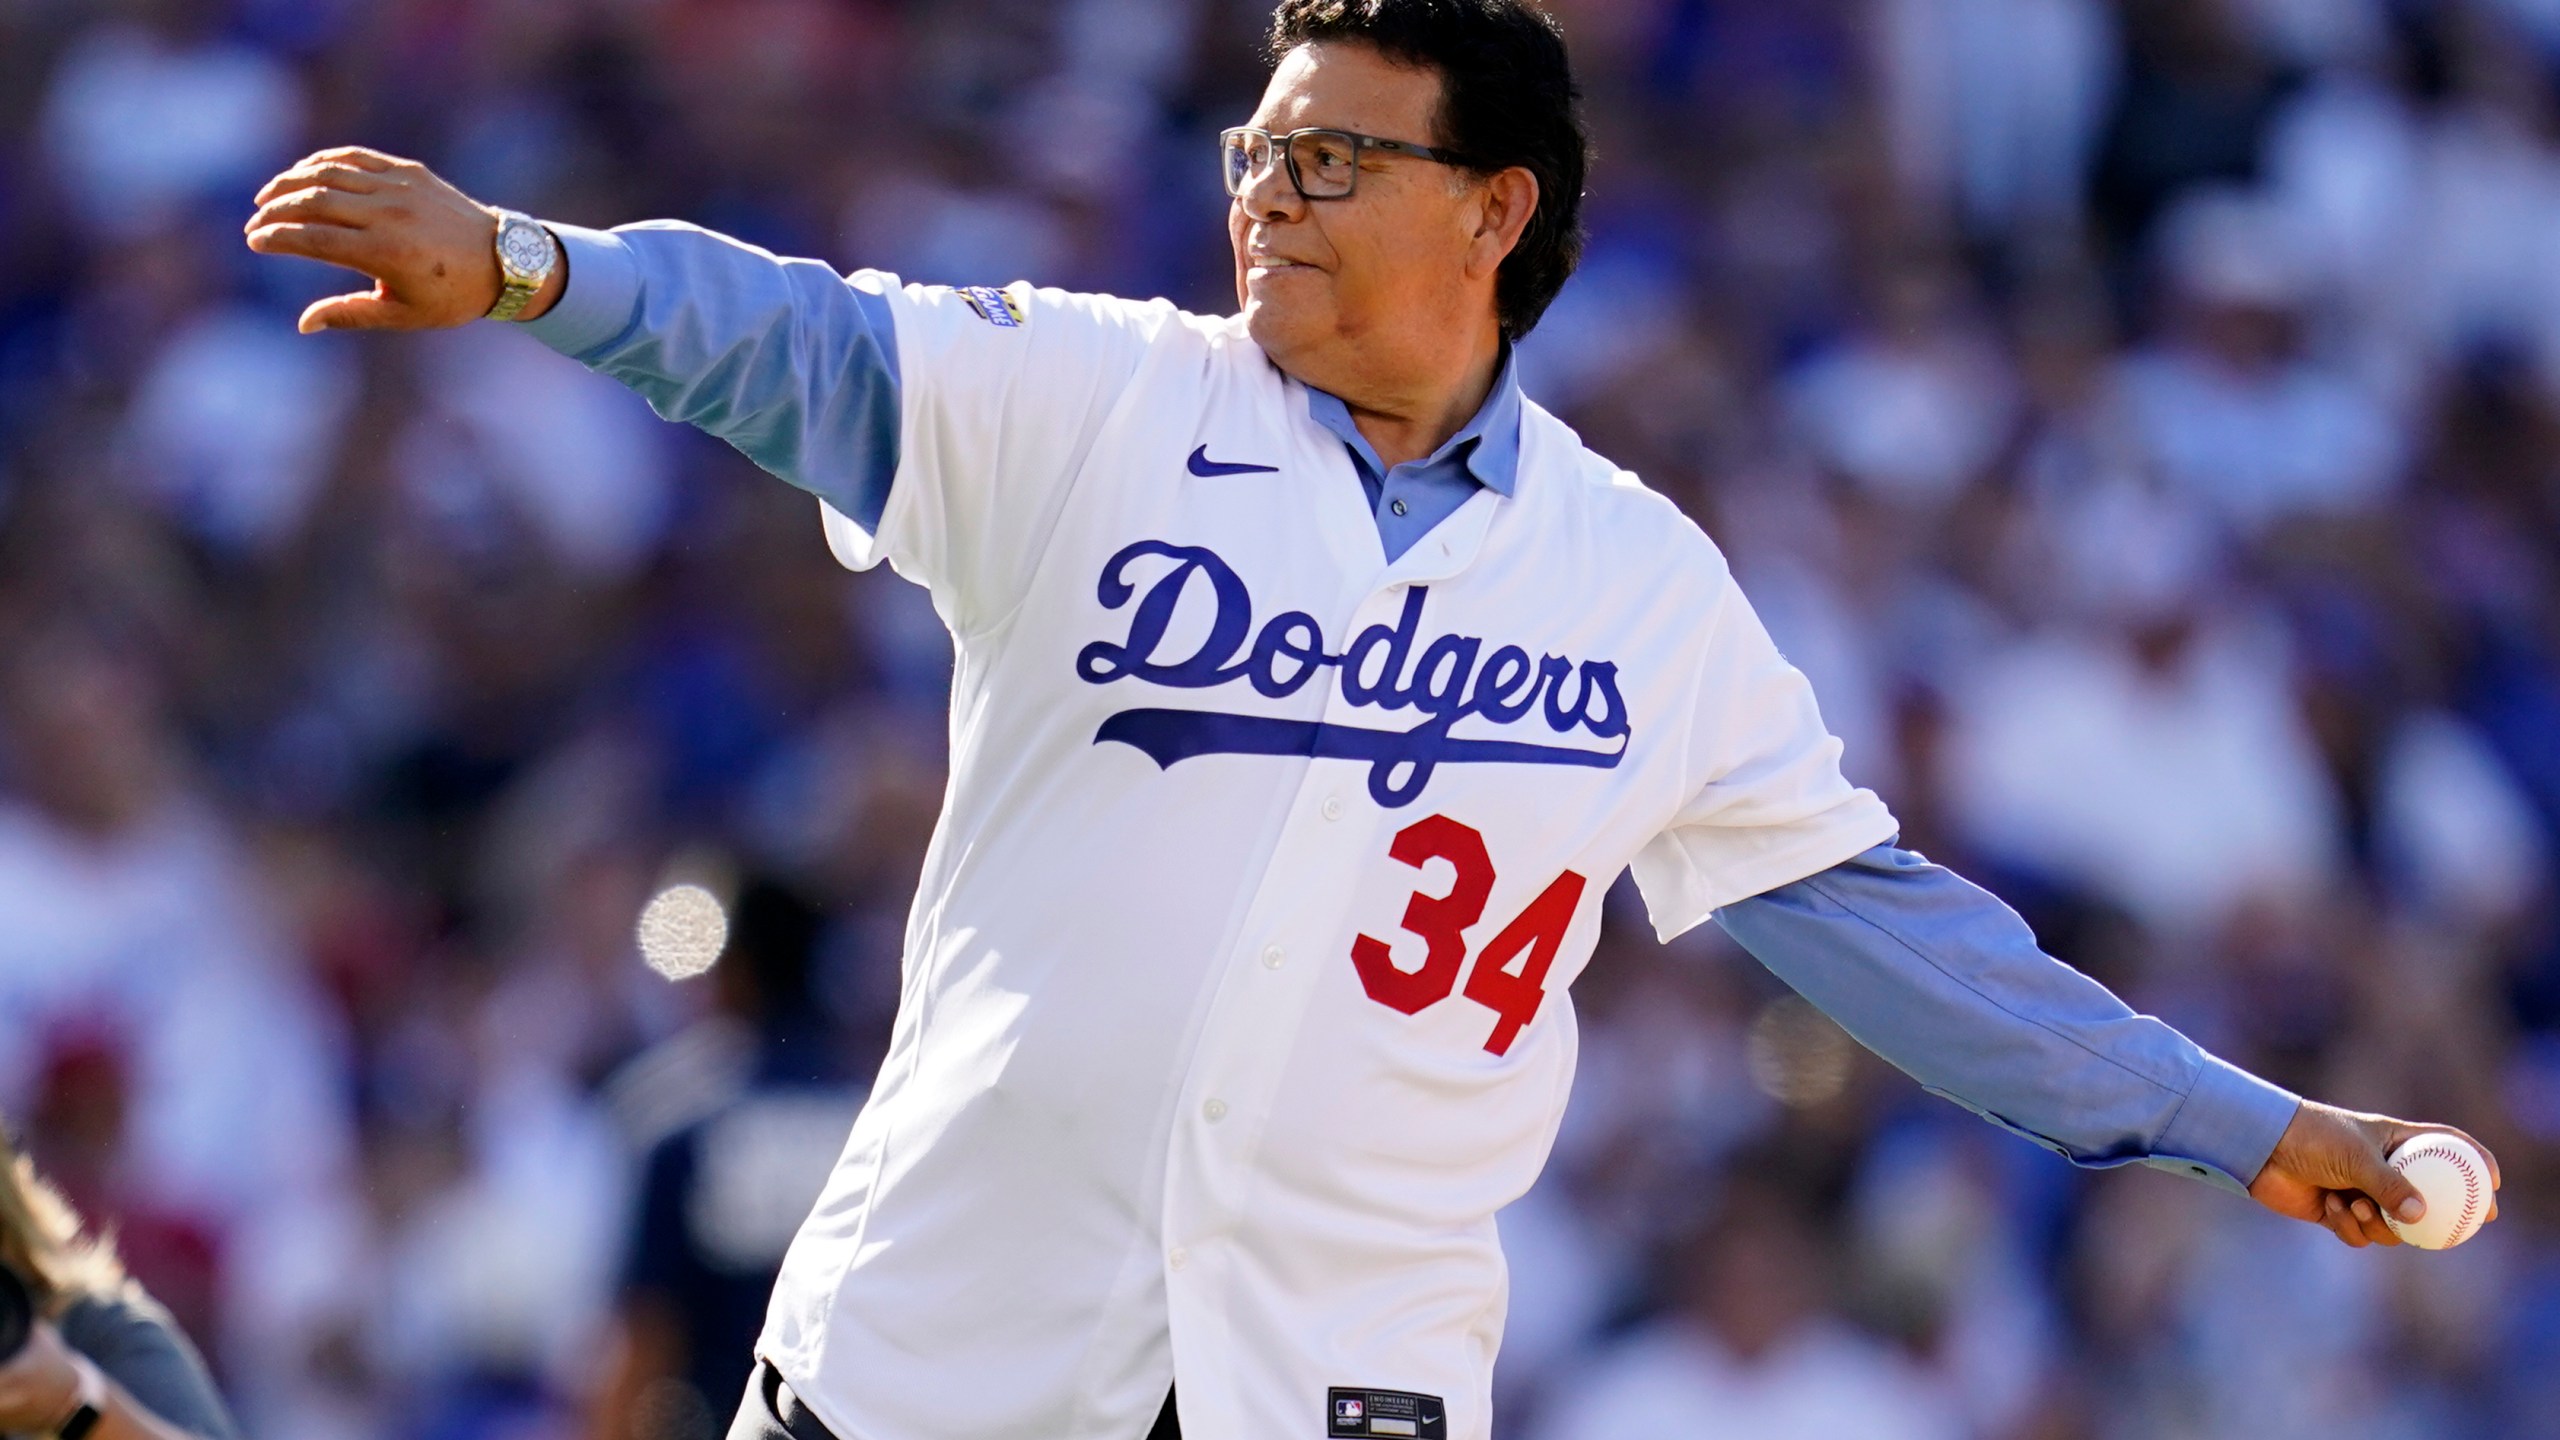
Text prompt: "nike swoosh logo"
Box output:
[[1187, 445, 1280, 477]]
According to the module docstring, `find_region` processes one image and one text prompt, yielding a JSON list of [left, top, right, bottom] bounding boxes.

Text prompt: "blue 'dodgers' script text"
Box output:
[[1075, 540, 1630, 806]]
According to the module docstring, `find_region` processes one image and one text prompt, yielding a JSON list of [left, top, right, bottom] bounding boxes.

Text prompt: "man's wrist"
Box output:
[[48, 1352, 106, 1439]]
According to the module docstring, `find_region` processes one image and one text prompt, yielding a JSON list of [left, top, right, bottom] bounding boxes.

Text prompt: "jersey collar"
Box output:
[[1301, 344, 1523, 498]]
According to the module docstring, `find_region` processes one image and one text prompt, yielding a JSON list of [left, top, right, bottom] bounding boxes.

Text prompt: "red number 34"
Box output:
[[1349, 814, 1588, 1056]]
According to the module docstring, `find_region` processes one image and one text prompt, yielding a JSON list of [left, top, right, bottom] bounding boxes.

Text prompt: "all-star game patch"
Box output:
[[959, 285, 1026, 328], [1328, 1388, 1447, 1439]]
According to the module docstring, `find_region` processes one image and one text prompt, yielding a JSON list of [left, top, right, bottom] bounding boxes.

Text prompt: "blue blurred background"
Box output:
[[3, 0, 2559, 1436]]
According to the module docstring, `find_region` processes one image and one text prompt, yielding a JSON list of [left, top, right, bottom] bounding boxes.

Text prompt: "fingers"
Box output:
[[246, 185, 376, 234], [254, 163, 391, 208], [2316, 1192, 2405, 1248], [254, 148, 405, 206], [2361, 1155, 2426, 1227], [2346, 1193, 2403, 1245], [303, 145, 405, 170], [2321, 1192, 2371, 1248], [298, 289, 407, 334], [245, 221, 384, 273]]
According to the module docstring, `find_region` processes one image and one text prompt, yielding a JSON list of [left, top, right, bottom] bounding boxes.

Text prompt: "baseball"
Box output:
[[2383, 1133, 2493, 1250]]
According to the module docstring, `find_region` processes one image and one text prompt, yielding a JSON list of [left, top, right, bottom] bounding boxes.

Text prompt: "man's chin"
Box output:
[[1241, 297, 1326, 370]]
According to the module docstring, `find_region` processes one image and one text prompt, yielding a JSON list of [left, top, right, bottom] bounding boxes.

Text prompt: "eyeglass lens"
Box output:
[[1223, 130, 1359, 199]]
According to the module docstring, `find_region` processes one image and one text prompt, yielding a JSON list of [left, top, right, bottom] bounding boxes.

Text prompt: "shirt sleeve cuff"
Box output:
[[2144, 1053, 2299, 1194], [518, 222, 642, 360]]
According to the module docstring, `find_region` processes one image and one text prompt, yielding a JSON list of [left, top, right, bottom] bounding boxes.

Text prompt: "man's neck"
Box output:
[[1334, 327, 1506, 471]]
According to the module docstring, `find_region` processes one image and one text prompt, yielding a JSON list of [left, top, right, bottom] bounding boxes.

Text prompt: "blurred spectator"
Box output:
[[1532, 1172, 1965, 1440], [38, 3, 304, 240], [589, 878, 866, 1440]]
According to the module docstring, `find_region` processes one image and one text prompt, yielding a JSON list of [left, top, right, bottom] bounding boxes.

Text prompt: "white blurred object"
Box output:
[[123, 305, 357, 553], [40, 23, 305, 238], [408, 327, 674, 575], [381, 1063, 626, 1388], [2384, 1133, 2494, 1250], [1784, 329, 2019, 504], [2263, 76, 2425, 362], [1846, 1128, 2054, 1438], [2112, 347, 2405, 536], [687, 1091, 867, 1271], [2233, 0, 2391, 68], [1744, 995, 1854, 1108], [1733, 553, 1898, 797], [2159, 186, 2317, 312], [843, 172, 1070, 290], [1532, 1318, 1965, 1440], [2040, 473, 2222, 626], [2115, 190, 2409, 534], [1513, 250, 1695, 414], [1876, 0, 2115, 234], [2383, 103, 2560, 386], [2176, 1200, 2384, 1439], [1492, 1182, 1623, 1409], [2376, 711, 2550, 929], [0, 800, 355, 1224], [1944, 616, 2346, 935], [638, 883, 729, 980]]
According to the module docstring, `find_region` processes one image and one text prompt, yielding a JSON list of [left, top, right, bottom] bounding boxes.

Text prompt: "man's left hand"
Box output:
[[2249, 1100, 2502, 1247]]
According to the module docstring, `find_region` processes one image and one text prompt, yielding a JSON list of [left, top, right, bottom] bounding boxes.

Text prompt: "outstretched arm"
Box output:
[[1717, 845, 2501, 1248], [243, 147, 900, 528]]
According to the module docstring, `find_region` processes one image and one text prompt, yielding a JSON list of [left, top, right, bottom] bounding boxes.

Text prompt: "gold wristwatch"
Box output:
[[485, 210, 559, 322]]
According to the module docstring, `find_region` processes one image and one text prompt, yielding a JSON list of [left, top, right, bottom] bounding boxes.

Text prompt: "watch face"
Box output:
[[498, 220, 550, 276]]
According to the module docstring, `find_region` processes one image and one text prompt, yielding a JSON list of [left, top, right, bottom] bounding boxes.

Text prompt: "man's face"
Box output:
[[1230, 42, 1491, 386]]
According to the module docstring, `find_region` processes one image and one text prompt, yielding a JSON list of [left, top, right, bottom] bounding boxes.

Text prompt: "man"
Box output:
[[244, 4, 2496, 1438]]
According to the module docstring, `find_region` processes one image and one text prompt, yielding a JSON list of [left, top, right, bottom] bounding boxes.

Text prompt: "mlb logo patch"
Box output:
[[1329, 1387, 1444, 1438], [959, 285, 1025, 328]]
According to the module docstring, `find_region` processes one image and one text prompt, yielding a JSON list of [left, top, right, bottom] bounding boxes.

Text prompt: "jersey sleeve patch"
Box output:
[[958, 285, 1026, 328]]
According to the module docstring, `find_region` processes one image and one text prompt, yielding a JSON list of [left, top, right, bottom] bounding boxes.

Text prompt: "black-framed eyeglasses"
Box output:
[[1220, 126, 1477, 201]]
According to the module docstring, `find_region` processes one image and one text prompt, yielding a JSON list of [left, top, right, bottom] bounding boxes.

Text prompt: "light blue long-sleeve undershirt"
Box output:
[[521, 220, 2302, 1193]]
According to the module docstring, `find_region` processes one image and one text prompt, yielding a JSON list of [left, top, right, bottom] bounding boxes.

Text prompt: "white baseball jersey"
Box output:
[[746, 277, 1897, 1440]]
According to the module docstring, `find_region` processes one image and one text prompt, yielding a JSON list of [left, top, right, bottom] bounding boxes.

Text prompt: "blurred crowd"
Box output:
[[2, 0, 2559, 1436]]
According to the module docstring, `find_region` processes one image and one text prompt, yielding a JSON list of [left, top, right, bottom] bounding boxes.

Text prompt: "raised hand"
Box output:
[[2248, 1099, 2502, 1247], [243, 146, 558, 333]]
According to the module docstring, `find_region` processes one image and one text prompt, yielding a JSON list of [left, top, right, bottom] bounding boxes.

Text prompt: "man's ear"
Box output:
[[1467, 167, 1540, 279]]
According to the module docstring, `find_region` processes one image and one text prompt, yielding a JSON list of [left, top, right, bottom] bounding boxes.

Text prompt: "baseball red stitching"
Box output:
[[2399, 1141, 2485, 1243]]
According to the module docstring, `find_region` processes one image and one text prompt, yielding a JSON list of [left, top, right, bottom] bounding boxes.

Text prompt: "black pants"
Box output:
[[727, 1362, 1182, 1439]]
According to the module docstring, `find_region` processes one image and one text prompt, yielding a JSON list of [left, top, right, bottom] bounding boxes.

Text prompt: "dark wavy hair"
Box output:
[[1268, 0, 1589, 340]]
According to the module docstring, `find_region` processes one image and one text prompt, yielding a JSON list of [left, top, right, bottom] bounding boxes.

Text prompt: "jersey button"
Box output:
[[1203, 1098, 1228, 1123], [1321, 796, 1343, 821], [1262, 944, 1285, 969], [1168, 1246, 1190, 1271]]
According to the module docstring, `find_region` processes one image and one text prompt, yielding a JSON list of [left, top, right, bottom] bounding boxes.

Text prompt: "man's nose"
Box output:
[[1237, 154, 1305, 223]]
